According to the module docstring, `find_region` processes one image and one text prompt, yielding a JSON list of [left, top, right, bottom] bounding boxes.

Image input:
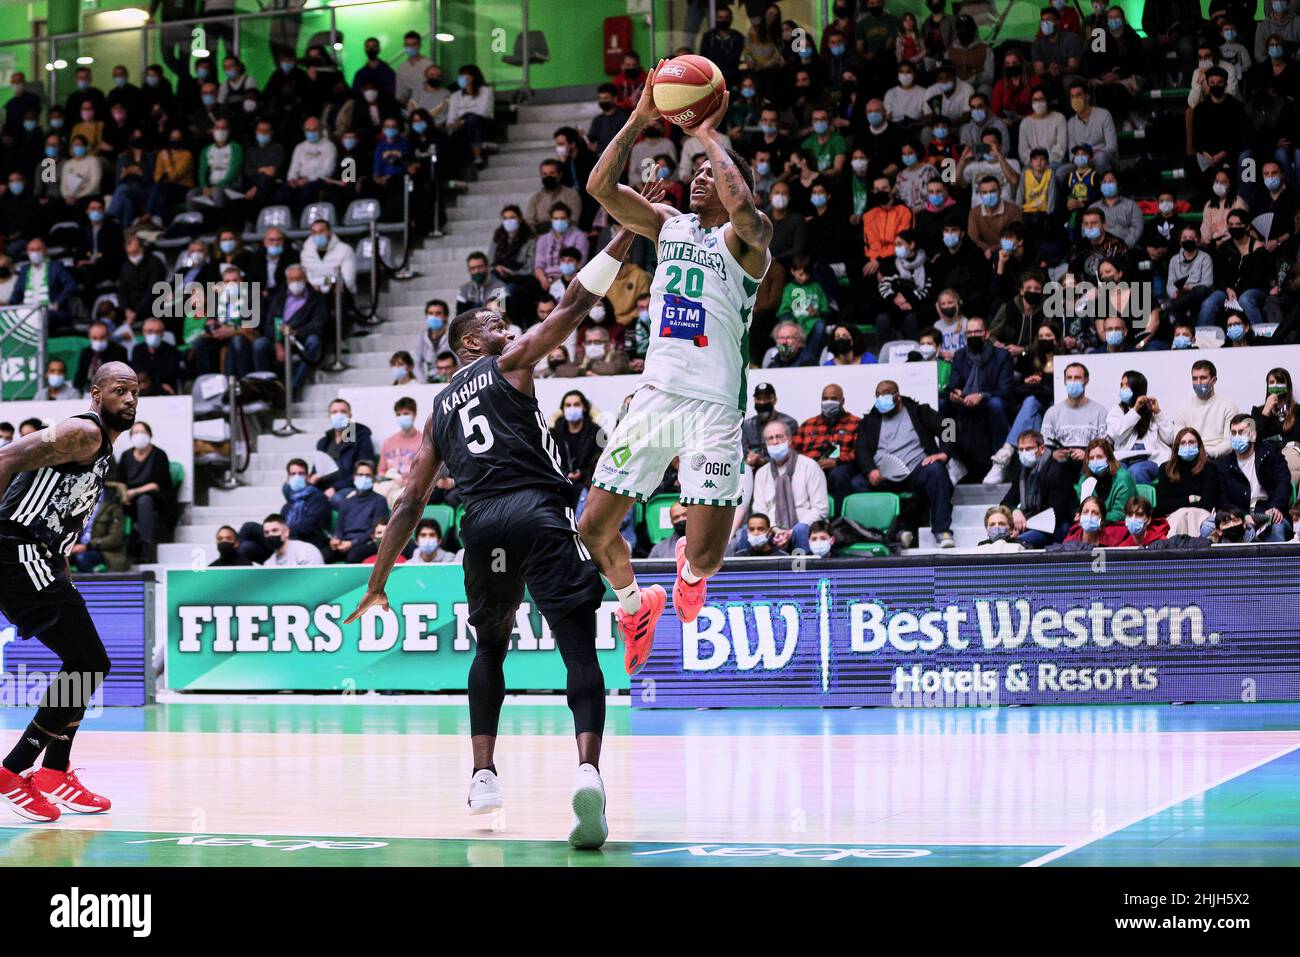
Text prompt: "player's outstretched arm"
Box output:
[[0, 418, 103, 502], [344, 416, 443, 624], [498, 187, 657, 376], [692, 91, 773, 251], [587, 62, 680, 240]]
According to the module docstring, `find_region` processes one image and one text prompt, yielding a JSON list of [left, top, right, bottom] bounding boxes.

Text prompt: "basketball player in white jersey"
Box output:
[[582, 64, 771, 668]]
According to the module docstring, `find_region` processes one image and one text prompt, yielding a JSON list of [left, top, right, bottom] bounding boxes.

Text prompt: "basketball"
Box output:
[[651, 54, 726, 129]]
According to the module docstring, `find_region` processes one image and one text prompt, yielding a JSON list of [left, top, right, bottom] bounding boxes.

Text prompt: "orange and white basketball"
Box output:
[[651, 54, 726, 129]]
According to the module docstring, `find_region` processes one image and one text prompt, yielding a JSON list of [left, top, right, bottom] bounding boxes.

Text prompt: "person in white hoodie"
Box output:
[[1106, 370, 1172, 486], [1017, 89, 1067, 168], [300, 219, 357, 294], [1157, 359, 1240, 458], [279, 116, 338, 215]]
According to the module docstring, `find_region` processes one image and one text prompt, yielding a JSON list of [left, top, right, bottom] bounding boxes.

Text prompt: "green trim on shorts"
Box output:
[[680, 495, 744, 507], [591, 480, 648, 503]]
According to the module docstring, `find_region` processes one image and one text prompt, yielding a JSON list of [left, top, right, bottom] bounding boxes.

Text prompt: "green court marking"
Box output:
[[0, 828, 1054, 867], [1046, 747, 1300, 867]]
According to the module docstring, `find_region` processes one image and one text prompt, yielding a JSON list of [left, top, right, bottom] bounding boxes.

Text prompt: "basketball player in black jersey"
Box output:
[[0, 362, 139, 822], [345, 197, 659, 849]]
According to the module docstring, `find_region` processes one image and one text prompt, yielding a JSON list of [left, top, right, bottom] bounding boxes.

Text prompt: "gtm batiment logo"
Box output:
[[49, 887, 151, 938]]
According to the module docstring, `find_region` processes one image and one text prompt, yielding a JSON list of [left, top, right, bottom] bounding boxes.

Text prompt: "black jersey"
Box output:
[[430, 355, 574, 506], [0, 412, 114, 557]]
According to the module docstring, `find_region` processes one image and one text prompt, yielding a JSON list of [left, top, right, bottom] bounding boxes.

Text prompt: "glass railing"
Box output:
[[648, 0, 825, 63]]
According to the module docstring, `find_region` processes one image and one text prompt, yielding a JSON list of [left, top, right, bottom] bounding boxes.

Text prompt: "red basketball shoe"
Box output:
[[31, 767, 111, 814], [616, 584, 666, 676], [673, 537, 707, 624], [0, 767, 60, 822]]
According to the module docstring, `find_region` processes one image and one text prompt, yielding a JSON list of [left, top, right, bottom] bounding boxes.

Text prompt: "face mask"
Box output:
[[457, 75, 470, 89], [898, 73, 914, 88], [426, 314, 445, 331], [851, 158, 868, 176], [72, 145, 87, 158], [1088, 458, 1108, 475], [365, 90, 380, 104], [1065, 381, 1085, 399], [1119, 387, 1134, 405], [759, 123, 777, 137], [754, 402, 774, 417], [242, 99, 258, 113], [265, 534, 284, 551], [89, 337, 107, 352], [89, 209, 104, 223], [767, 443, 790, 462], [1018, 449, 1039, 468], [551, 219, 569, 234], [1230, 434, 1251, 453], [1032, 100, 1047, 115], [1178, 443, 1200, 461], [1194, 382, 1213, 399], [1219, 523, 1246, 542], [829, 44, 845, 57], [1268, 383, 1289, 395], [902, 153, 918, 167], [1100, 182, 1118, 199], [342, 136, 357, 150], [927, 193, 944, 208], [810, 538, 833, 557], [287, 474, 307, 492], [1266, 177, 1283, 192], [382, 126, 398, 140], [987, 525, 1010, 541], [770, 193, 789, 210], [747, 532, 771, 549], [144, 332, 162, 349], [1083, 225, 1102, 241], [418, 538, 439, 555], [894, 244, 909, 260], [821, 400, 842, 419], [559, 262, 577, 277], [1041, 20, 1056, 35], [217, 541, 238, 558], [313, 234, 329, 249], [146, 75, 161, 87], [966, 335, 986, 354], [561, 404, 586, 425], [202, 94, 216, 108], [812, 120, 829, 135], [919, 343, 937, 360], [47, 374, 65, 389], [1212, 181, 1230, 198], [412, 120, 428, 135], [354, 475, 374, 492], [1105, 330, 1124, 347], [1107, 17, 1123, 30], [213, 129, 229, 144], [217, 238, 238, 255], [1224, 30, 1237, 43], [256, 132, 273, 147], [810, 193, 828, 208], [21, 119, 35, 132], [304, 129, 322, 144], [830, 338, 854, 356], [391, 365, 410, 382], [330, 412, 350, 431], [1080, 513, 1102, 533], [1173, 333, 1193, 350], [287, 280, 307, 297], [981, 192, 999, 207], [867, 111, 884, 127], [406, 45, 420, 58], [1226, 323, 1246, 341], [50, 118, 64, 130], [130, 432, 151, 451], [1121, 517, 1148, 538], [971, 108, 990, 125], [943, 232, 960, 248], [583, 343, 605, 361], [875, 394, 896, 414], [999, 238, 1016, 254]]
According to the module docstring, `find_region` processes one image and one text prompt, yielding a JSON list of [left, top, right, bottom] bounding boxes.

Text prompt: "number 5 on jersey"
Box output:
[[460, 397, 495, 453]]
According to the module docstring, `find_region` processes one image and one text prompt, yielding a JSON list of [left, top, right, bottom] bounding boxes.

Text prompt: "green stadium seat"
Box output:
[[1136, 484, 1156, 507], [838, 493, 899, 556], [643, 493, 679, 544], [421, 504, 455, 536], [827, 494, 836, 518], [169, 460, 184, 488]]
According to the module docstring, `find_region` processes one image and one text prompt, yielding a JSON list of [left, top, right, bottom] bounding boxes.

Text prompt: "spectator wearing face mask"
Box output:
[[730, 512, 791, 557], [999, 429, 1079, 547], [928, 219, 992, 321], [1207, 506, 1256, 544], [34, 359, 81, 401], [409, 518, 457, 564], [354, 520, 410, 567], [1252, 368, 1300, 484], [261, 515, 325, 566], [277, 117, 337, 216], [533, 204, 589, 287], [945, 315, 1014, 474], [967, 173, 1023, 255], [329, 462, 389, 563], [118, 236, 167, 332], [976, 505, 1024, 552], [301, 220, 357, 294], [74, 320, 130, 392], [742, 383, 801, 472], [1077, 437, 1137, 522], [316, 399, 376, 497], [1104, 370, 1171, 486], [550, 390, 607, 493], [1154, 427, 1222, 536], [766, 181, 808, 267], [1042, 361, 1109, 468], [1207, 414, 1295, 542], [280, 458, 331, 554], [211, 525, 255, 567], [415, 299, 452, 380], [377, 398, 423, 507], [1158, 360, 1240, 458], [824, 324, 876, 366], [1100, 496, 1169, 547], [648, 502, 689, 559], [387, 350, 417, 387], [762, 321, 809, 369], [447, 66, 495, 172], [187, 119, 243, 211], [264, 263, 326, 394], [874, 229, 930, 343], [853, 381, 956, 548], [794, 384, 860, 502], [1061, 495, 1109, 545], [748, 419, 829, 555], [570, 324, 629, 376], [129, 317, 184, 396], [1018, 91, 1066, 167], [115, 422, 177, 563]]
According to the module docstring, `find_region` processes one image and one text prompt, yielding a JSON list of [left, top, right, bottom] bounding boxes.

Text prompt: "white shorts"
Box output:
[[592, 385, 744, 506]]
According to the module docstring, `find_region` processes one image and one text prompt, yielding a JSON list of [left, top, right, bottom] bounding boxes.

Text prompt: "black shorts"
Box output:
[[0, 536, 84, 640], [459, 487, 604, 633]]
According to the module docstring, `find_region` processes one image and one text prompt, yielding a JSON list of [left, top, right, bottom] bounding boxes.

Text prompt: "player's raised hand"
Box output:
[[692, 89, 730, 140], [634, 60, 665, 123], [640, 175, 668, 205], [344, 588, 390, 625]]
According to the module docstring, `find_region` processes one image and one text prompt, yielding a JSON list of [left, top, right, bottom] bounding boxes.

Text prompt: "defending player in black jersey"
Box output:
[[345, 190, 662, 849], [0, 362, 139, 822]]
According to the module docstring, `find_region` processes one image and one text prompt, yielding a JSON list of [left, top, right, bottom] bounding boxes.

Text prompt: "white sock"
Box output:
[[681, 560, 702, 585], [614, 581, 642, 615]]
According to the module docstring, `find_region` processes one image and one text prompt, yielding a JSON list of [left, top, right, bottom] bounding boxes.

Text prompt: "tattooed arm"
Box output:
[[0, 418, 103, 503], [586, 58, 680, 240], [691, 91, 773, 257]]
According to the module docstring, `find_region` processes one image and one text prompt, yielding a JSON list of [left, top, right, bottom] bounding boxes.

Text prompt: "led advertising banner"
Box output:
[[0, 576, 154, 707], [634, 549, 1300, 708]]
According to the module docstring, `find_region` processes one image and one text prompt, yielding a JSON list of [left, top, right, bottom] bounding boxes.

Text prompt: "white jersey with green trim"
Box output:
[[642, 213, 768, 410]]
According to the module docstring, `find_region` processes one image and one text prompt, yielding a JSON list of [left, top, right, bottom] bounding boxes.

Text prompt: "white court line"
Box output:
[[1021, 737, 1300, 867], [153, 691, 628, 706]]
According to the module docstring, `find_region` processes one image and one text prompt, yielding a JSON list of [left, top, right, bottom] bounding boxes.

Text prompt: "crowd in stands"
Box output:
[[8, 1, 1300, 566]]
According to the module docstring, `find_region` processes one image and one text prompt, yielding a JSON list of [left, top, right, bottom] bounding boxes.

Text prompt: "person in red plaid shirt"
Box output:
[[793, 383, 860, 501]]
